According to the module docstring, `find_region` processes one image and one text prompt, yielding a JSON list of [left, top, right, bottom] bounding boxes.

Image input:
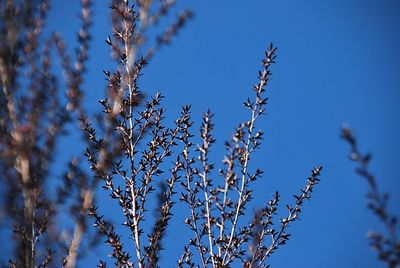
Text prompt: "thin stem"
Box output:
[[222, 45, 275, 263], [222, 110, 255, 264], [201, 156, 215, 267], [198, 112, 216, 267], [181, 111, 207, 268], [122, 7, 143, 266]]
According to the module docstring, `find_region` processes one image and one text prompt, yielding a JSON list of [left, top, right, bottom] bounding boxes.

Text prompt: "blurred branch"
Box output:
[[341, 126, 400, 267]]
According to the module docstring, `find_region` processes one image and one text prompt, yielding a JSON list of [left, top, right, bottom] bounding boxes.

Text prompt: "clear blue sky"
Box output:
[[46, 1, 400, 267]]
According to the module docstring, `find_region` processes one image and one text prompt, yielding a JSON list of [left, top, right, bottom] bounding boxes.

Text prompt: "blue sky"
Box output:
[[46, 1, 400, 267]]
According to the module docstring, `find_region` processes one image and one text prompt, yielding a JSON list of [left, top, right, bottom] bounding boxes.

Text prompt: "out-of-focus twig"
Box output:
[[342, 126, 400, 268]]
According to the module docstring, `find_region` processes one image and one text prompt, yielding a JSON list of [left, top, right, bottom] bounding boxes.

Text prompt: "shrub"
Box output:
[[0, 1, 322, 267]]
